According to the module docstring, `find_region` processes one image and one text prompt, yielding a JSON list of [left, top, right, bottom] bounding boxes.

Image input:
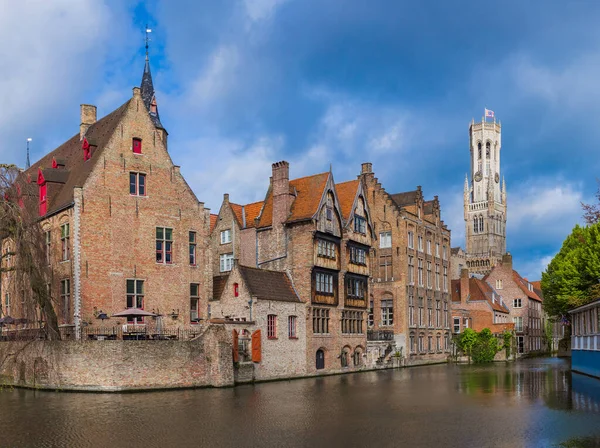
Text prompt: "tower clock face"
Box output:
[[495, 173, 499, 183], [474, 171, 482, 182]]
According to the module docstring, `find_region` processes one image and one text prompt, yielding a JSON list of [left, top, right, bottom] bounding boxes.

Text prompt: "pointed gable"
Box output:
[[336, 179, 360, 221], [140, 57, 164, 130]]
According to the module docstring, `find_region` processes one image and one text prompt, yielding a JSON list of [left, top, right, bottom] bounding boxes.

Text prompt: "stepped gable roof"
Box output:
[[210, 214, 218, 233], [212, 275, 229, 301], [390, 190, 418, 208], [513, 271, 542, 302], [23, 100, 130, 217], [239, 266, 300, 303], [336, 179, 360, 220], [258, 172, 329, 228], [423, 200, 434, 215]]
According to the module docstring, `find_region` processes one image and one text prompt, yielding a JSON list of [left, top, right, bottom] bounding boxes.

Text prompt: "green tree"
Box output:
[[457, 328, 477, 363], [541, 223, 600, 321], [471, 328, 500, 363]]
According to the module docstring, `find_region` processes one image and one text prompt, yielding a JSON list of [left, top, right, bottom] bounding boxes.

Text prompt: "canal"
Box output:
[[1, 358, 599, 447]]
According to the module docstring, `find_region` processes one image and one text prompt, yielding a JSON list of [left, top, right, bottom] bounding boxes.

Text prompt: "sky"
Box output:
[[1, 0, 597, 280]]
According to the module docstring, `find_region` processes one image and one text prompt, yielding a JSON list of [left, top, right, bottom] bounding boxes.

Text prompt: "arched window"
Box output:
[[478, 143, 482, 159], [473, 216, 478, 233], [486, 142, 491, 158], [479, 216, 484, 233]]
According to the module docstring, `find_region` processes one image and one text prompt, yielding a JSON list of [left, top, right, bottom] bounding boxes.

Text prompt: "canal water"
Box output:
[[1, 358, 599, 448]]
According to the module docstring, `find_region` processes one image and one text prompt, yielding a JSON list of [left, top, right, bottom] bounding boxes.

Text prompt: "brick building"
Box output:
[[481, 254, 544, 355], [360, 163, 452, 365], [1, 55, 212, 336], [450, 269, 513, 335]]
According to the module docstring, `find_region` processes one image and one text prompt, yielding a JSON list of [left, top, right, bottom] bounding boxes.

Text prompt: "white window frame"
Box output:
[[220, 253, 234, 272], [379, 231, 392, 249], [220, 229, 232, 244]]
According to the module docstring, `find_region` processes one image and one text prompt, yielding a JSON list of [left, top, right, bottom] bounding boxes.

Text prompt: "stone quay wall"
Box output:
[[0, 325, 233, 392]]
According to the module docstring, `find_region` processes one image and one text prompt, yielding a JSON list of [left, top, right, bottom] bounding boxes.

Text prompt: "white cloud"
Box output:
[[243, 0, 289, 22], [514, 254, 554, 282], [189, 45, 241, 107]]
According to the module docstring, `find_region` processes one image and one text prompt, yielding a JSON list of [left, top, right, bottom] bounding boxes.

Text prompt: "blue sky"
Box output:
[[1, 0, 597, 280]]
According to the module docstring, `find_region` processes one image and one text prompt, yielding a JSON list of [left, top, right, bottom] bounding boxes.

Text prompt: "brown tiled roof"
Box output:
[[210, 214, 218, 233], [450, 278, 509, 313], [22, 100, 131, 216], [423, 200, 434, 215], [212, 275, 229, 301], [239, 266, 300, 303], [451, 279, 461, 302], [513, 271, 542, 302], [531, 281, 544, 300], [390, 190, 418, 208], [336, 179, 359, 220], [244, 201, 264, 228], [258, 172, 329, 228]]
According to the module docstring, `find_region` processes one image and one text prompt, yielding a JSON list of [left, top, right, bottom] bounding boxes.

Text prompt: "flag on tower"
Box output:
[[485, 108, 495, 119]]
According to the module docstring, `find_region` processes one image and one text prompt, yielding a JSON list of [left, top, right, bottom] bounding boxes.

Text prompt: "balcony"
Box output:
[[368, 329, 394, 341]]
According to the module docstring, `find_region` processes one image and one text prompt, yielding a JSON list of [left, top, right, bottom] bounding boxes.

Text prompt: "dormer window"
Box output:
[[133, 138, 142, 154], [354, 216, 366, 234]]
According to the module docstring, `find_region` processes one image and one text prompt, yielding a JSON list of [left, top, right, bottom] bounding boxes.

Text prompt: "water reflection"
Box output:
[[1, 358, 599, 448]]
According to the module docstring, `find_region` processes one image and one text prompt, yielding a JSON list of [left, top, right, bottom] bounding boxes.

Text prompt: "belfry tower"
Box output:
[[463, 116, 507, 275]]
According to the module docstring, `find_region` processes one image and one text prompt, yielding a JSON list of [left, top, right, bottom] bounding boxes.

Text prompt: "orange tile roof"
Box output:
[[336, 179, 359, 220], [230, 203, 244, 227], [258, 172, 329, 228], [513, 270, 543, 302], [450, 278, 509, 313], [244, 201, 264, 228], [210, 214, 218, 233]]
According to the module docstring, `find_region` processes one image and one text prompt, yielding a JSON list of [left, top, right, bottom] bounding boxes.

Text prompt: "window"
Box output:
[[436, 300, 441, 327], [479, 216, 484, 233], [156, 227, 173, 264], [313, 308, 330, 334], [426, 261, 432, 288], [437, 335, 441, 352], [346, 276, 366, 300], [496, 279, 503, 289], [427, 240, 431, 255], [60, 279, 71, 323], [408, 256, 414, 284], [379, 231, 391, 248], [408, 231, 414, 249], [234, 283, 239, 297], [514, 316, 523, 332], [354, 216, 366, 234], [435, 243, 440, 258], [350, 246, 367, 265], [288, 316, 297, 338], [326, 205, 333, 221], [317, 239, 336, 259], [418, 236, 423, 252], [4, 293, 10, 316], [453, 317, 460, 333], [435, 264, 440, 290], [368, 300, 374, 327], [126, 279, 144, 323], [267, 315, 277, 339], [129, 172, 146, 196], [442, 245, 447, 260], [444, 301, 449, 328], [44, 230, 51, 265], [473, 216, 478, 233], [419, 335, 424, 353], [220, 253, 234, 272], [379, 255, 392, 281], [443, 266, 448, 292], [514, 298, 522, 308], [61, 223, 70, 261], [189, 231, 197, 265], [190, 283, 200, 323], [418, 297, 424, 326], [410, 334, 415, 353], [132, 138, 142, 154], [342, 311, 363, 334], [409, 295, 415, 327], [220, 229, 232, 244], [428, 336, 432, 352], [316, 271, 334, 294], [418, 259, 424, 286], [381, 299, 393, 326], [445, 334, 449, 350]]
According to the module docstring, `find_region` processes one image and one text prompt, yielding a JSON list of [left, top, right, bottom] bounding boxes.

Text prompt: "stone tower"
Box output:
[[463, 117, 507, 275]]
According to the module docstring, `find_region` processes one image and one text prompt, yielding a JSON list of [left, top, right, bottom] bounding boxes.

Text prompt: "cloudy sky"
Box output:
[[1, 0, 597, 280]]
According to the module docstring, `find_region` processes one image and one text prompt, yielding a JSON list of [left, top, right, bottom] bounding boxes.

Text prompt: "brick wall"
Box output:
[[0, 324, 233, 391]]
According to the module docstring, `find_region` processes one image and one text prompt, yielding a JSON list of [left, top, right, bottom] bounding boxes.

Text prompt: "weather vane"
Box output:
[[145, 25, 152, 58]]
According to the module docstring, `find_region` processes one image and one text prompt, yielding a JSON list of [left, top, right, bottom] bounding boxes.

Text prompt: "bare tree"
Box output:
[[0, 163, 61, 340], [582, 180, 600, 225]]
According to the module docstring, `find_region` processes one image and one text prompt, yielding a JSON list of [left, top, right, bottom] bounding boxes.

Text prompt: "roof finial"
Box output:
[[26, 138, 32, 169], [145, 25, 152, 61]]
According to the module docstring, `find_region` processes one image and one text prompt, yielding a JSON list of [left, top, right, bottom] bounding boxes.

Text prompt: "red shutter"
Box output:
[[251, 330, 261, 363], [133, 138, 142, 154], [232, 330, 239, 363], [234, 283, 239, 297]]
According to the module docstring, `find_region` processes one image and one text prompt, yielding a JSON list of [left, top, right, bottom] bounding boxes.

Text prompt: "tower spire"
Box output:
[[140, 25, 164, 131], [26, 138, 32, 169]]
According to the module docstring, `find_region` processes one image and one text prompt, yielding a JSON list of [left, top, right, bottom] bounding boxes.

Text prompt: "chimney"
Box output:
[[272, 161, 291, 227], [80, 104, 97, 140], [460, 268, 470, 304], [223, 193, 230, 204], [361, 162, 373, 175], [501, 253, 512, 268]]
